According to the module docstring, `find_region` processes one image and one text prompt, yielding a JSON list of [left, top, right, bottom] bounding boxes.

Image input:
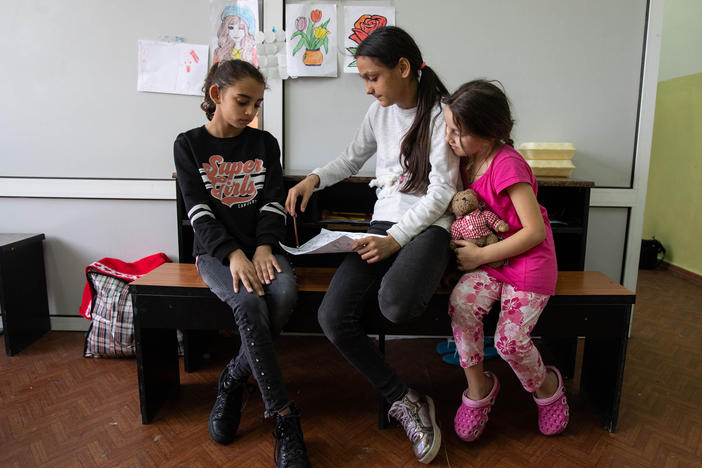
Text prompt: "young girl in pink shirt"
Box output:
[[443, 80, 569, 441]]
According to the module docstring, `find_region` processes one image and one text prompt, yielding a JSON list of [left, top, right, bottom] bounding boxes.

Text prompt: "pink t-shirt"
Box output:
[[461, 145, 558, 295]]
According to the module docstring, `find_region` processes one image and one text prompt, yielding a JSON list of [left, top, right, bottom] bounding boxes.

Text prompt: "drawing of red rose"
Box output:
[[310, 9, 322, 23], [349, 14, 387, 44]]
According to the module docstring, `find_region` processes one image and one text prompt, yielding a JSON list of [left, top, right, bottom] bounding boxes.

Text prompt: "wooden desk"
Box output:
[[130, 264, 634, 432], [0, 234, 51, 355]]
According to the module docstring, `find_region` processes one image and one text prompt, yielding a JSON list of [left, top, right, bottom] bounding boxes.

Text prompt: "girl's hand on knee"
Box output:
[[351, 235, 400, 264], [252, 245, 282, 285], [285, 174, 319, 216], [228, 249, 264, 296], [454, 240, 484, 271]]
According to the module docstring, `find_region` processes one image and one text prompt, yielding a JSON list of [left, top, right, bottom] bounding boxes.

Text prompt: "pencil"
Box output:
[[293, 215, 300, 248]]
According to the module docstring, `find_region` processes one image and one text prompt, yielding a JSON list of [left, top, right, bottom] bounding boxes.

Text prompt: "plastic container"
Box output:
[[525, 159, 575, 177], [518, 142, 576, 160]]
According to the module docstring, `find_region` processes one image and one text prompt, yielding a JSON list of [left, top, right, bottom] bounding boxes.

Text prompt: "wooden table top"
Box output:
[[131, 263, 634, 298]]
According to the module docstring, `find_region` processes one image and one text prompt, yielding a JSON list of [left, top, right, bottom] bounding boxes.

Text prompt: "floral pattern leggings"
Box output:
[[449, 269, 551, 392]]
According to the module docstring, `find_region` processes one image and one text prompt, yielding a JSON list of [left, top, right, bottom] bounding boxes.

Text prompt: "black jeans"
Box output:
[[318, 221, 451, 403], [197, 253, 298, 417]]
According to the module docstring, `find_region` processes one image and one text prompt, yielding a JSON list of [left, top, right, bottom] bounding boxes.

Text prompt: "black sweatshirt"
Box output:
[[174, 125, 287, 264]]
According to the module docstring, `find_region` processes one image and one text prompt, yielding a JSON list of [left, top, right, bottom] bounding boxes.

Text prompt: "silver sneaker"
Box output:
[[388, 388, 442, 464]]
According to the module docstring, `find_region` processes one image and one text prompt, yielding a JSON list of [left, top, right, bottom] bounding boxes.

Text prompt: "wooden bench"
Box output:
[[129, 263, 635, 432]]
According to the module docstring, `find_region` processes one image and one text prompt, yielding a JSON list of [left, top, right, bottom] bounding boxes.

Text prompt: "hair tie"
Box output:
[[419, 61, 426, 70]]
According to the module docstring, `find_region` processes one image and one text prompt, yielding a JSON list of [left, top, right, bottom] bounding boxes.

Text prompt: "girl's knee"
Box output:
[[265, 272, 298, 323], [378, 291, 424, 323], [269, 266, 298, 298], [494, 326, 531, 359], [317, 303, 342, 340], [272, 282, 298, 313], [449, 293, 485, 323]]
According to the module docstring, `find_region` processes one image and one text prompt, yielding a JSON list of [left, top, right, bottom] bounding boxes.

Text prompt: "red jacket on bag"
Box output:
[[79, 252, 171, 319]]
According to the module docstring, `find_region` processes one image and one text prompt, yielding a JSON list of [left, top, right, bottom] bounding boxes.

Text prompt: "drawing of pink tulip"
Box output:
[[295, 16, 307, 31]]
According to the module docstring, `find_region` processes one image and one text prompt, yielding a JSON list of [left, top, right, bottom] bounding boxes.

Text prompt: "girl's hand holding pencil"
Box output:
[[285, 174, 320, 217]]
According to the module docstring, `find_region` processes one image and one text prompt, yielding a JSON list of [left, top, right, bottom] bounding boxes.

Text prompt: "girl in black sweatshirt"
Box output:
[[174, 60, 309, 468]]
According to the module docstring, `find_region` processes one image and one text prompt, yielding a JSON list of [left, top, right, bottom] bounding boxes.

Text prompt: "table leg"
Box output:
[[377, 333, 389, 429], [580, 305, 631, 432], [134, 301, 180, 424]]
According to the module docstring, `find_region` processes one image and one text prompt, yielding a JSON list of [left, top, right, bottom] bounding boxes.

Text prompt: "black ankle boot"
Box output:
[[208, 367, 244, 445], [273, 404, 311, 468]]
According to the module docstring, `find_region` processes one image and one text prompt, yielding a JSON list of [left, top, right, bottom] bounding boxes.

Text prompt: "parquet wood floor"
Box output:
[[1, 269, 701, 467]]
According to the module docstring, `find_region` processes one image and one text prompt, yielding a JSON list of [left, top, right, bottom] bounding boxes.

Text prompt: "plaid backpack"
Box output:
[[81, 253, 170, 358]]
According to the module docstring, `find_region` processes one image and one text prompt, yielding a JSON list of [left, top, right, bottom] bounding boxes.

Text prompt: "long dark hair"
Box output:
[[200, 59, 266, 121], [444, 80, 515, 147], [356, 26, 448, 194]]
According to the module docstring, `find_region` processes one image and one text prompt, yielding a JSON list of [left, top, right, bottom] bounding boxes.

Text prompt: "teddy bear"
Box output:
[[449, 188, 509, 269]]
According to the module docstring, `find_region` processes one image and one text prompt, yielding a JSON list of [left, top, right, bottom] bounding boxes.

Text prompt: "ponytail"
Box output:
[[401, 64, 448, 193], [200, 59, 266, 121], [356, 26, 448, 194]]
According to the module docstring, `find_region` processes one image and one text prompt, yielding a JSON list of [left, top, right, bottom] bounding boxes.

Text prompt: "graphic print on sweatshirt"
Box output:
[[200, 155, 266, 207]]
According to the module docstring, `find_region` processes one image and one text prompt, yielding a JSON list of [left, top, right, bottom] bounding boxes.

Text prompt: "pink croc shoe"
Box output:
[[454, 371, 500, 442], [533, 365, 570, 436]]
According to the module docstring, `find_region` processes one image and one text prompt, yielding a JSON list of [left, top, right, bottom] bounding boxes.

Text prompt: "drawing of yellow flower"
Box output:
[[314, 27, 328, 40]]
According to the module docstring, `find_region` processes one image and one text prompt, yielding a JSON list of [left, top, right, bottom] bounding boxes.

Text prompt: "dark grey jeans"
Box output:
[[196, 253, 298, 417], [318, 221, 451, 403]]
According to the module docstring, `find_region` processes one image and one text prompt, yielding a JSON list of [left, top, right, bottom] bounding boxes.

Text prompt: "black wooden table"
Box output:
[[0, 234, 51, 355]]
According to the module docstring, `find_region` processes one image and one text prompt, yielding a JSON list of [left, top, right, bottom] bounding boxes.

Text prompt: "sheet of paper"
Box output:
[[280, 228, 384, 255], [137, 40, 208, 96]]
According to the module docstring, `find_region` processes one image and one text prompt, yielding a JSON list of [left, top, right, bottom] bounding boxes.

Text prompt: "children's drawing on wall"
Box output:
[[209, 0, 259, 66], [285, 3, 337, 78], [137, 40, 209, 96], [343, 6, 395, 73]]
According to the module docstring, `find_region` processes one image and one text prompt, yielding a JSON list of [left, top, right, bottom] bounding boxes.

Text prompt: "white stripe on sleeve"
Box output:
[[190, 210, 215, 223], [188, 204, 212, 218]]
